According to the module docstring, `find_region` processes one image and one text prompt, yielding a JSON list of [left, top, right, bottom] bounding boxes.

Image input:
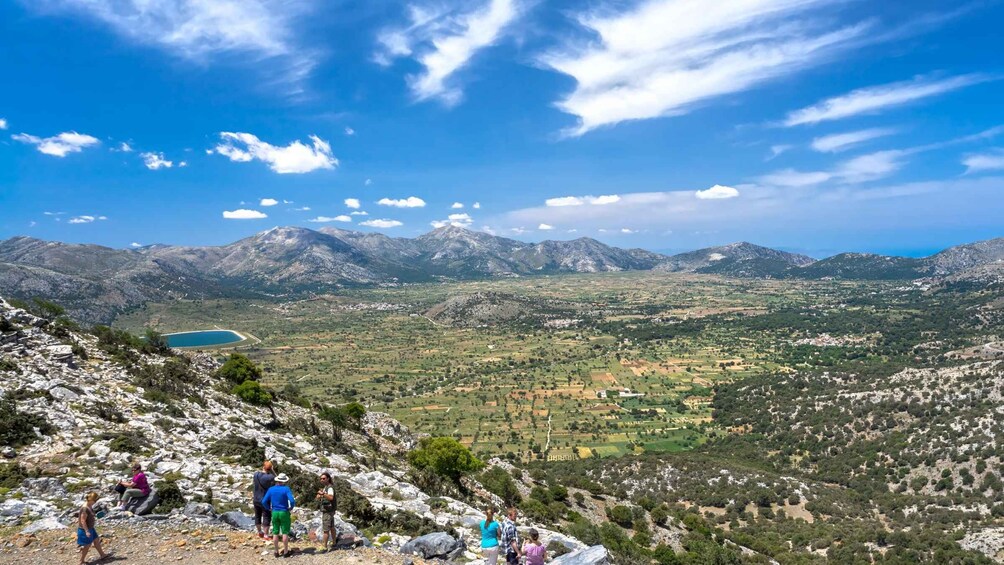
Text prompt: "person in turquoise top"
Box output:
[[261, 473, 296, 558], [479, 506, 501, 565]]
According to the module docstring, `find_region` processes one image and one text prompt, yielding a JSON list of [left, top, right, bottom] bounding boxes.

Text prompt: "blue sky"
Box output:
[[1, 0, 1002, 257]]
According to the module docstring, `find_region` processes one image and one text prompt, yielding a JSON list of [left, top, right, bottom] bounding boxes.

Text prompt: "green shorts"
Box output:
[[270, 511, 291, 536]]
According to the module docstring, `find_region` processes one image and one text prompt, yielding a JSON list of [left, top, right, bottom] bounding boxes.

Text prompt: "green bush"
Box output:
[[407, 437, 483, 482], [208, 435, 265, 468], [155, 479, 186, 512], [607, 505, 634, 528], [215, 353, 262, 385], [104, 431, 149, 454], [0, 463, 34, 489], [0, 398, 54, 447], [479, 467, 522, 506], [231, 380, 272, 406]]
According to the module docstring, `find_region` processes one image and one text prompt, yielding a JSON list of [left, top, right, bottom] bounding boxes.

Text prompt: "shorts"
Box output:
[[77, 527, 99, 547], [321, 511, 336, 530], [505, 550, 520, 565], [271, 510, 292, 536]]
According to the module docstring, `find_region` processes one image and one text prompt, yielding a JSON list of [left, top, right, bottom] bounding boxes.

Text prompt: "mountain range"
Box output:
[[1, 225, 1002, 322]]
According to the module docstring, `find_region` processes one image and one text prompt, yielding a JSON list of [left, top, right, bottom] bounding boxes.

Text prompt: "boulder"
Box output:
[[550, 545, 611, 564], [0, 500, 27, 517], [181, 502, 216, 518], [400, 532, 465, 560], [124, 492, 160, 516], [20, 517, 67, 535], [22, 477, 67, 498], [219, 510, 255, 531], [49, 386, 79, 402]]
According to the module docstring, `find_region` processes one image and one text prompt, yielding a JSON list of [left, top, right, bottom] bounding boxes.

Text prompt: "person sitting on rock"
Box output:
[[78, 492, 109, 565], [118, 463, 150, 510], [261, 472, 296, 558], [252, 461, 276, 539], [316, 472, 338, 552], [522, 528, 546, 565], [479, 506, 501, 565]]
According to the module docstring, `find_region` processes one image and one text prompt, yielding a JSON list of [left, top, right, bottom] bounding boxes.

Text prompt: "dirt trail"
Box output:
[[1, 524, 430, 565]]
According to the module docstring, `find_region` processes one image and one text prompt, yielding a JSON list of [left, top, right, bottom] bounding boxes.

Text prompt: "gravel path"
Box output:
[[1, 523, 429, 565]]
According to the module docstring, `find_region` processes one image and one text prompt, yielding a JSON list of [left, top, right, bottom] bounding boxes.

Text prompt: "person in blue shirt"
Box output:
[[261, 473, 296, 558], [479, 506, 501, 565]]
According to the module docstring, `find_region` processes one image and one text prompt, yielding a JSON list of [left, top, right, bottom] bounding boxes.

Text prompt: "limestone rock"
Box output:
[[399, 532, 465, 560], [550, 545, 611, 565]]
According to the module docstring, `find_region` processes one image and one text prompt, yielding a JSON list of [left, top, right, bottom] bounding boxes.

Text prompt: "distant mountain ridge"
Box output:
[[1, 227, 1002, 322]]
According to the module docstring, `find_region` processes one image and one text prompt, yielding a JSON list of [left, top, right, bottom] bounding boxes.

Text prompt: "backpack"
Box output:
[[320, 486, 337, 513]]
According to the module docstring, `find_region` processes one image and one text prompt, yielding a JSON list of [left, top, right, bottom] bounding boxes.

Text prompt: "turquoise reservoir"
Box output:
[[164, 330, 244, 348]]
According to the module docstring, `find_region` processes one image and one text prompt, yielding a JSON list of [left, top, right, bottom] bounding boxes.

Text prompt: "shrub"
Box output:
[[607, 505, 634, 528], [215, 353, 262, 385], [0, 398, 54, 447], [232, 380, 272, 406], [407, 437, 484, 482], [104, 431, 149, 454], [208, 435, 265, 468], [0, 463, 34, 489], [155, 479, 186, 512], [0, 357, 20, 374], [480, 467, 522, 506]]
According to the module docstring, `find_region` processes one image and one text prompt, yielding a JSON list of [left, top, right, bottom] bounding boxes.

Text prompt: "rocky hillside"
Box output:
[[424, 292, 587, 328], [0, 295, 609, 564], [654, 242, 814, 277]]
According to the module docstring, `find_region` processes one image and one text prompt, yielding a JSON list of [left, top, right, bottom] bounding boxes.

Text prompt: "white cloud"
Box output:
[[811, 128, 897, 153], [545, 194, 621, 207], [694, 184, 740, 200], [360, 218, 404, 228], [432, 212, 474, 228], [260, 198, 279, 206], [364, 178, 373, 186], [30, 0, 316, 94], [451, 202, 464, 209], [212, 132, 337, 174], [472, 202, 481, 209], [344, 198, 361, 209], [377, 196, 426, 208], [68, 215, 107, 224], [140, 151, 173, 169], [0, 118, 7, 130], [29, 221, 37, 228], [115, 142, 133, 152], [222, 209, 268, 219], [344, 127, 355, 136], [179, 161, 188, 167], [832, 150, 906, 183], [541, 0, 869, 136], [538, 223, 554, 230], [43, 211, 65, 216], [350, 211, 368, 216], [963, 149, 1004, 174], [784, 74, 991, 126], [758, 169, 833, 187], [308, 215, 352, 223], [291, 206, 312, 211], [12, 131, 100, 157], [130, 242, 142, 248], [376, 0, 523, 105], [620, 228, 636, 234]]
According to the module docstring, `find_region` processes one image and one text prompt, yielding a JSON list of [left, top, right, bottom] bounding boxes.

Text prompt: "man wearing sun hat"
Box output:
[[261, 473, 296, 558]]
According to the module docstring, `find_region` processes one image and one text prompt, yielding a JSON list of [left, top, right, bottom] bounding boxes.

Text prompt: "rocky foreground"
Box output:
[[0, 296, 608, 564]]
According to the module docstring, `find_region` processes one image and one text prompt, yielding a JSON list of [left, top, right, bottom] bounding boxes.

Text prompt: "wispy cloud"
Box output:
[[360, 218, 403, 228], [784, 74, 991, 126], [68, 215, 108, 224], [377, 196, 426, 208], [541, 0, 870, 136], [376, 0, 523, 105], [211, 132, 337, 174], [140, 151, 173, 169], [28, 0, 317, 94], [766, 144, 793, 161], [344, 127, 355, 136], [308, 215, 351, 223], [963, 149, 1004, 174], [545, 195, 620, 207], [0, 118, 7, 130], [811, 128, 897, 153], [222, 209, 267, 219], [12, 131, 99, 157]]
